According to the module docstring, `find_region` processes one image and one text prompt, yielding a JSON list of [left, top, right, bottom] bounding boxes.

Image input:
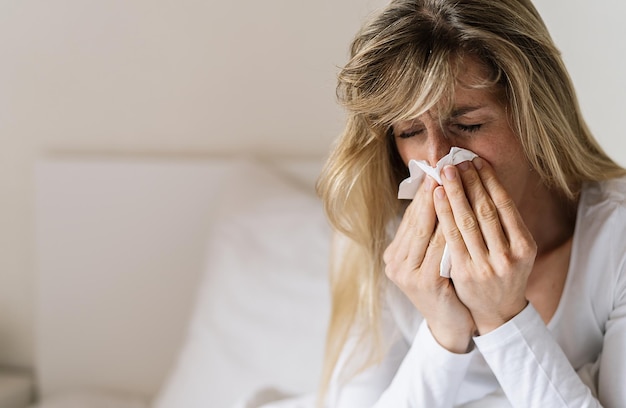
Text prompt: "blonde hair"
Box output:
[[316, 0, 626, 400]]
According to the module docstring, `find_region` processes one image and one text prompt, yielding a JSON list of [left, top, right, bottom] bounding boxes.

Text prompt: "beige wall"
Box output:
[[0, 0, 388, 368], [1, 0, 624, 369], [536, 0, 626, 164]]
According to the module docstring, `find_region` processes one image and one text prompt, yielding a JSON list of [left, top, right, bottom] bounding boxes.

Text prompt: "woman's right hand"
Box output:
[[383, 176, 476, 353]]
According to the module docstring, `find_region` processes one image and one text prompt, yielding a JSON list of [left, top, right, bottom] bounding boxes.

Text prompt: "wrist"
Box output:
[[427, 322, 475, 354], [474, 300, 529, 335]]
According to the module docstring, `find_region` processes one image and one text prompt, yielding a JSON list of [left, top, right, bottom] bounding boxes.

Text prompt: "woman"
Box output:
[[316, 0, 626, 406]]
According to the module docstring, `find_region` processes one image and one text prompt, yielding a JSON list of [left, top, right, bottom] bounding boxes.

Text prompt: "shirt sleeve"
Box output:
[[598, 247, 626, 407], [473, 303, 604, 407], [328, 318, 475, 407]]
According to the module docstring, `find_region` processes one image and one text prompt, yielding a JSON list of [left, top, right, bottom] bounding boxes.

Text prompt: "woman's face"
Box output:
[[391, 57, 533, 207]]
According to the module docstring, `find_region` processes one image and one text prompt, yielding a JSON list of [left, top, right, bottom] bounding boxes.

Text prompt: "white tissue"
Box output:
[[398, 147, 478, 199], [397, 147, 479, 278]]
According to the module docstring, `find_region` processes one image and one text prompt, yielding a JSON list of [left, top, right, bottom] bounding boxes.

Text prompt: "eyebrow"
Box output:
[[449, 105, 487, 118]]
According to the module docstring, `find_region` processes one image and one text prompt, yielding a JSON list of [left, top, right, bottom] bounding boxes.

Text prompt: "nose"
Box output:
[[425, 125, 452, 167]]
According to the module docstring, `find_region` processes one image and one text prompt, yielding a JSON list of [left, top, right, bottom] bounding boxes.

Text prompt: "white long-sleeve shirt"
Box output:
[[327, 176, 626, 407]]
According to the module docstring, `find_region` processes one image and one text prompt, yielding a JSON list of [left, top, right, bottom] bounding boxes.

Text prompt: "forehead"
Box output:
[[401, 56, 502, 122], [456, 55, 494, 88], [394, 55, 503, 122]]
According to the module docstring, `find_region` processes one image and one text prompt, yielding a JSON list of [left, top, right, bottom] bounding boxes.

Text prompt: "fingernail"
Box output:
[[473, 157, 483, 170], [443, 166, 456, 180], [458, 161, 470, 171], [434, 186, 445, 199]]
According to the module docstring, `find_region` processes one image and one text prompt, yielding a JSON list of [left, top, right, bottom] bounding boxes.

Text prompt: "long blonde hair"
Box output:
[[316, 0, 626, 399]]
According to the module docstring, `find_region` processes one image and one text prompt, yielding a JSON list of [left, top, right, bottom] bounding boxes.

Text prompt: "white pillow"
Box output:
[[154, 160, 331, 408], [31, 391, 148, 408]]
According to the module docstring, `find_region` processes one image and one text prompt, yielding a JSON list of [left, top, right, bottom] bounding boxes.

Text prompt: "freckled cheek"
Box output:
[[461, 128, 527, 198], [462, 142, 497, 166], [470, 133, 522, 168], [487, 157, 531, 205]]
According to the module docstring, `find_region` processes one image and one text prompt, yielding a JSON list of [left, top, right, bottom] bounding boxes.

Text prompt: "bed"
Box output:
[[32, 155, 330, 408]]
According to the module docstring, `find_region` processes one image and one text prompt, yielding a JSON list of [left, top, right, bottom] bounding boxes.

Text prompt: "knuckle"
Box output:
[[384, 263, 396, 280], [384, 260, 404, 281], [475, 265, 493, 280], [496, 251, 515, 269], [475, 201, 499, 223], [393, 271, 412, 290], [412, 225, 432, 241], [463, 170, 482, 189], [407, 215, 418, 228], [506, 235, 537, 259], [452, 262, 478, 283], [446, 225, 464, 243], [495, 197, 516, 214], [459, 213, 479, 232], [518, 238, 538, 259], [494, 241, 536, 271], [383, 254, 414, 285], [384, 262, 424, 292]]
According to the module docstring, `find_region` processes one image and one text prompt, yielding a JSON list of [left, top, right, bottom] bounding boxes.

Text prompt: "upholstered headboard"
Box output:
[[33, 156, 327, 403]]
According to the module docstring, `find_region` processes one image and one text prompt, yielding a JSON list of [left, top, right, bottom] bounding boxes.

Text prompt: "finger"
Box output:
[[457, 160, 508, 253], [432, 185, 470, 265], [440, 165, 488, 258], [390, 182, 426, 250], [421, 223, 447, 274], [405, 176, 439, 265], [472, 157, 534, 246], [388, 176, 438, 266]]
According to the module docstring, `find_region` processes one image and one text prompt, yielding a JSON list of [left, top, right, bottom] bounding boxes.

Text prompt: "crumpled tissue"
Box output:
[[397, 147, 478, 278]]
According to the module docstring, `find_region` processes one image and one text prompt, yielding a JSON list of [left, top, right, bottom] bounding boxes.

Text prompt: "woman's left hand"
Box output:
[[433, 157, 537, 335]]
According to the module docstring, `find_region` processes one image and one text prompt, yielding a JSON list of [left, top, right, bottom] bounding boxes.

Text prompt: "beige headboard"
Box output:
[[33, 156, 323, 400]]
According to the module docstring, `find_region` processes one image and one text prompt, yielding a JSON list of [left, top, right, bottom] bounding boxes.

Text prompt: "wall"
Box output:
[[534, 0, 626, 162], [0, 0, 388, 369], [0, 0, 624, 369]]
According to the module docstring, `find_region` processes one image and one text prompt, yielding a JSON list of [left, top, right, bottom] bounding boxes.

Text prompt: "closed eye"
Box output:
[[456, 123, 482, 133], [397, 128, 425, 139]]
